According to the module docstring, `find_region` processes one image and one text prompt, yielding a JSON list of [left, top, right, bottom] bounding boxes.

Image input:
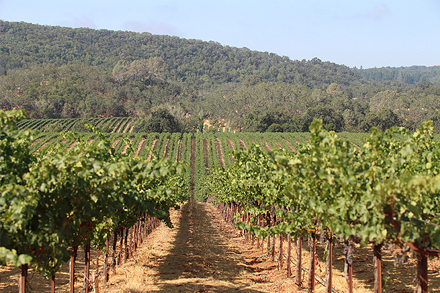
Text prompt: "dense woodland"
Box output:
[[1, 20, 440, 132]]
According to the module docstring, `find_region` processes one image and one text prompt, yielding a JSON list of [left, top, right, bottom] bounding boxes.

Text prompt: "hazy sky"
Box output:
[[1, 0, 439, 68]]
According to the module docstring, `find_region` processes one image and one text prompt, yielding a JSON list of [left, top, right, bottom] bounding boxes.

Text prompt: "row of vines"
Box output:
[[17, 117, 135, 133], [201, 120, 440, 293], [0, 110, 188, 292]]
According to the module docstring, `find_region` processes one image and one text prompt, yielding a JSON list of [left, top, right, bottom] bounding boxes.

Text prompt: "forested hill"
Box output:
[[2, 20, 440, 134], [0, 20, 364, 88], [355, 66, 440, 85]]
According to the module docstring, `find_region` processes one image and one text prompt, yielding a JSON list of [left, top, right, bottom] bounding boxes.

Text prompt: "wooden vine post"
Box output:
[[344, 239, 353, 293], [104, 237, 110, 285], [308, 234, 316, 293], [296, 235, 302, 289], [51, 274, 55, 293], [18, 264, 28, 293], [112, 230, 118, 274], [124, 228, 129, 261], [84, 242, 91, 293], [69, 246, 78, 293], [416, 252, 428, 293], [373, 244, 382, 293], [325, 236, 333, 293], [287, 234, 292, 277], [278, 233, 283, 269]]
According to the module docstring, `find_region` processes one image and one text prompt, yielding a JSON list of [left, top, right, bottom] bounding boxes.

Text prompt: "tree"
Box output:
[[363, 108, 400, 131], [266, 123, 283, 132], [133, 108, 181, 133], [302, 105, 344, 132], [112, 57, 167, 84], [282, 115, 308, 132]]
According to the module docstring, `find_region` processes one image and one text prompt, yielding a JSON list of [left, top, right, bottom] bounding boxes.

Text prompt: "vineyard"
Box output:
[[17, 117, 137, 134], [2, 114, 440, 292]]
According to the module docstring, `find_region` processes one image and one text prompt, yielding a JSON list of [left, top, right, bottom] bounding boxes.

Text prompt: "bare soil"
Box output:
[[203, 139, 209, 174], [281, 137, 296, 152], [163, 138, 171, 159], [134, 137, 147, 158], [121, 137, 134, 154], [214, 138, 225, 169], [176, 139, 183, 162], [238, 138, 248, 151], [146, 138, 158, 161], [101, 200, 440, 293], [260, 138, 272, 152]]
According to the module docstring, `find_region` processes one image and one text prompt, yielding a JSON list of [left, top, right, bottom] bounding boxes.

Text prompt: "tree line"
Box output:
[[2, 20, 440, 133]]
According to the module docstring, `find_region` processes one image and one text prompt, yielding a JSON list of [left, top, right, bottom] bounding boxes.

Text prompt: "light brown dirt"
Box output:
[[238, 138, 248, 151], [104, 200, 268, 293], [261, 138, 272, 152], [282, 137, 296, 152], [163, 138, 171, 159], [121, 137, 134, 155], [122, 122, 131, 134], [112, 137, 121, 149], [176, 139, 183, 162], [215, 138, 225, 169], [38, 137, 57, 151], [147, 138, 158, 161], [102, 201, 440, 293], [134, 137, 147, 158]]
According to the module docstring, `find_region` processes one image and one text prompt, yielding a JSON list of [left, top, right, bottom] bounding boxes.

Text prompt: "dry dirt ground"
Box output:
[[1, 200, 440, 292], [103, 200, 440, 293], [105, 200, 270, 293]]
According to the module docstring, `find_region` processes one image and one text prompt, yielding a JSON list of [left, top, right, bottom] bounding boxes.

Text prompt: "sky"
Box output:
[[0, 0, 439, 69]]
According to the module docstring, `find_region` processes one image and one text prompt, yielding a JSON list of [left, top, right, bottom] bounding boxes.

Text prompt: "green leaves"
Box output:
[[208, 120, 440, 255], [0, 110, 187, 277]]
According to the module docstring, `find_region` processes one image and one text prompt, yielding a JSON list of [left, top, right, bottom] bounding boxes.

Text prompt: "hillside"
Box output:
[[0, 20, 365, 88], [2, 20, 440, 133], [356, 65, 440, 84]]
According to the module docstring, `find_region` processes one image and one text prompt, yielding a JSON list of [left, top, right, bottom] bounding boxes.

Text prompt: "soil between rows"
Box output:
[[105, 200, 269, 292]]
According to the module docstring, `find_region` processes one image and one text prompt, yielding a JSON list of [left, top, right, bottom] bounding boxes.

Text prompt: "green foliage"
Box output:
[[204, 119, 440, 259], [132, 108, 181, 133], [0, 110, 187, 278]]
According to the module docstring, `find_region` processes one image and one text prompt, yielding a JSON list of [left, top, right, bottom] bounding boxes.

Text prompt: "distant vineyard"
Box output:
[[29, 130, 370, 200], [17, 117, 137, 133]]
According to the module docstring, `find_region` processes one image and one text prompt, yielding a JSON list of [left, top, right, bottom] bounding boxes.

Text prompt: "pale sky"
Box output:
[[1, 0, 439, 68]]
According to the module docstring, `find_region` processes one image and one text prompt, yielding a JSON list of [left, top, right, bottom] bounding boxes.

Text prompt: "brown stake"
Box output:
[[326, 236, 333, 293], [287, 234, 292, 277], [118, 228, 124, 265], [96, 250, 100, 271], [256, 214, 261, 249], [308, 234, 316, 293], [416, 252, 428, 293], [296, 235, 302, 289], [124, 227, 129, 261], [271, 235, 276, 262], [373, 244, 383, 293], [84, 242, 91, 293], [51, 274, 55, 293], [112, 230, 117, 274], [19, 264, 28, 293], [278, 234, 284, 269], [104, 237, 109, 284], [266, 211, 271, 255], [69, 246, 77, 293], [344, 239, 353, 293]]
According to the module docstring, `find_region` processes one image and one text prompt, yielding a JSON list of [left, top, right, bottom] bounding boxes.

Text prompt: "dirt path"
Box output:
[[106, 200, 267, 293]]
